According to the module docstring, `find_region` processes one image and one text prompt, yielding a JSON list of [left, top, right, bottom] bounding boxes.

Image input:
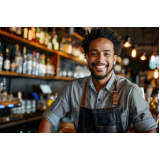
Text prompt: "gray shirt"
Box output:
[[43, 71, 157, 132]]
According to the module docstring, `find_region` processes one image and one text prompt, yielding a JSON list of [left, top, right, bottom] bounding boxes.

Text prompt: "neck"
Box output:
[[92, 71, 113, 94]]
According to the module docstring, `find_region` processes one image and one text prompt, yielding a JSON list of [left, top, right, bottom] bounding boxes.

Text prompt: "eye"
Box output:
[[104, 53, 110, 56], [91, 52, 97, 56]]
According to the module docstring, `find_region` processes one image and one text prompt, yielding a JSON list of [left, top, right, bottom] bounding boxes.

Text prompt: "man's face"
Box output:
[[86, 38, 117, 80]]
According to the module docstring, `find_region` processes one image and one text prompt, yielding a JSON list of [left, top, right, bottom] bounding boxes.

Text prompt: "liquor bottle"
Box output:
[[16, 27, 22, 36], [35, 52, 39, 76], [10, 48, 16, 72], [9, 27, 16, 34], [27, 53, 32, 75], [50, 57, 55, 76], [67, 37, 72, 55], [64, 37, 68, 54], [51, 28, 56, 49], [31, 27, 36, 42], [47, 32, 52, 49], [72, 39, 76, 56], [39, 28, 45, 44], [28, 27, 32, 41], [44, 27, 49, 46], [41, 54, 46, 76], [15, 44, 23, 73], [22, 46, 27, 74], [23, 27, 28, 39], [0, 42, 3, 71], [36, 27, 40, 43], [3, 48, 10, 71], [54, 34, 59, 51], [46, 57, 51, 76], [32, 51, 37, 75], [1, 78, 7, 100], [38, 54, 43, 76]]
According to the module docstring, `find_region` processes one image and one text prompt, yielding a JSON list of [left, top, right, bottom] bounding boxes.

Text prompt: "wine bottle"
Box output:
[[3, 48, 10, 71], [10, 48, 16, 72]]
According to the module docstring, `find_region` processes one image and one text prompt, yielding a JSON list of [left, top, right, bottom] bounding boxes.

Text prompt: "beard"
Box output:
[[88, 62, 114, 80]]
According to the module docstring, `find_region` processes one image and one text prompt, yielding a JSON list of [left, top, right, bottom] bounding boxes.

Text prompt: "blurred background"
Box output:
[[0, 27, 159, 133]]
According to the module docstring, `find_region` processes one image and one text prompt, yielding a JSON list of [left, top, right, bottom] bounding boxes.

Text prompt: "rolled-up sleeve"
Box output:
[[43, 81, 72, 126], [129, 85, 158, 132]]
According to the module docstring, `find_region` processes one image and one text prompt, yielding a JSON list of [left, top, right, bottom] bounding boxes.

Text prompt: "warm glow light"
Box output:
[[140, 52, 147, 61], [131, 49, 136, 58], [154, 69, 159, 79], [151, 55, 155, 62], [124, 42, 131, 48]]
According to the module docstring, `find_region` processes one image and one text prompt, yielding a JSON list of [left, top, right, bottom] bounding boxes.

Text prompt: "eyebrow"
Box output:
[[90, 49, 111, 52]]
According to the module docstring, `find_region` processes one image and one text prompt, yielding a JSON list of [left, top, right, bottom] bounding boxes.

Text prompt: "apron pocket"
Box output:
[[96, 125, 117, 133]]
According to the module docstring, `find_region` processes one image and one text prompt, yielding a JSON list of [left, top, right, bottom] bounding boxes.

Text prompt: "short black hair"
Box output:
[[82, 27, 124, 56]]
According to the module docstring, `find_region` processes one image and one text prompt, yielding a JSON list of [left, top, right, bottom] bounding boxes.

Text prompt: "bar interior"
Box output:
[[0, 27, 159, 133]]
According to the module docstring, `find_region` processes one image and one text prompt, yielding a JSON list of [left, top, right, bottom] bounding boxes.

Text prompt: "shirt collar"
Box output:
[[88, 71, 116, 92]]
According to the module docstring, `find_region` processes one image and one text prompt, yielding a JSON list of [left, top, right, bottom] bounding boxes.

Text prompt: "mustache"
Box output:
[[92, 62, 109, 67]]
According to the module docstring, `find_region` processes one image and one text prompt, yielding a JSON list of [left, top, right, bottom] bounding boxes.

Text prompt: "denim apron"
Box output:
[[76, 77, 124, 133]]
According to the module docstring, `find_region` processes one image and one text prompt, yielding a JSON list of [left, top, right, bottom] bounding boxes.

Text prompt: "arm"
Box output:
[[136, 128, 158, 133], [38, 117, 53, 133]]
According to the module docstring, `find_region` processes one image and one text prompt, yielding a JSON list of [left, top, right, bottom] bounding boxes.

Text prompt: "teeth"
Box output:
[[96, 66, 105, 69]]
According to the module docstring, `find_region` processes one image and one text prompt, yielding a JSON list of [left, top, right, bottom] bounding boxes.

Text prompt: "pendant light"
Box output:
[[124, 27, 132, 48], [154, 68, 159, 79], [140, 28, 147, 61], [131, 28, 137, 58]]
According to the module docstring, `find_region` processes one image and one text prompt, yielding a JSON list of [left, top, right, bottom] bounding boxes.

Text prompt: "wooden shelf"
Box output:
[[0, 71, 74, 81], [0, 30, 87, 65]]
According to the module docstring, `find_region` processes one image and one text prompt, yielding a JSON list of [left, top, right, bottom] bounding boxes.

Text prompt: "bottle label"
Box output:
[[4, 60, 10, 70]]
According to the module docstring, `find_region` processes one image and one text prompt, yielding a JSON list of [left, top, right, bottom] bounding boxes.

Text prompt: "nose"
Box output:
[[97, 53, 106, 63]]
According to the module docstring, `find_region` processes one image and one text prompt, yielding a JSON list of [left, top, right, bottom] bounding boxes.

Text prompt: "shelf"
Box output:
[[0, 71, 74, 81], [0, 30, 87, 65]]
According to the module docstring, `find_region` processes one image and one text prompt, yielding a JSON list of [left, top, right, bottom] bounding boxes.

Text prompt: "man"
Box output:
[[38, 27, 158, 133]]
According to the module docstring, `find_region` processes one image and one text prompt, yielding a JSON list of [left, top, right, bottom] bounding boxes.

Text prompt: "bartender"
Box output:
[[38, 27, 158, 133]]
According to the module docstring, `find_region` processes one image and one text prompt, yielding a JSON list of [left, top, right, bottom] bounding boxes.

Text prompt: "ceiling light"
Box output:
[[140, 52, 147, 61], [154, 68, 159, 79], [124, 36, 132, 48]]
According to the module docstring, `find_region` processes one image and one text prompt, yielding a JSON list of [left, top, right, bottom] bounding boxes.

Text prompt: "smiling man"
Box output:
[[38, 27, 158, 133]]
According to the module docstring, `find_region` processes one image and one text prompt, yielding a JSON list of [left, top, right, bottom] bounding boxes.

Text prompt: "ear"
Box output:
[[113, 55, 117, 65]]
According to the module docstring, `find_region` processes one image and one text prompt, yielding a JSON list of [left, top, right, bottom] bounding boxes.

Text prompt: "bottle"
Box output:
[[46, 57, 51, 76], [50, 57, 55, 76], [32, 51, 37, 75], [9, 27, 17, 34], [15, 44, 22, 73], [47, 32, 52, 49], [44, 27, 49, 46], [3, 48, 10, 71], [36, 27, 40, 43], [31, 27, 36, 42], [1, 78, 8, 101], [39, 28, 45, 44], [64, 37, 68, 53], [0, 42, 3, 71], [54, 34, 59, 51], [22, 46, 27, 74], [23, 27, 28, 39], [38, 54, 43, 76], [67, 37, 72, 55], [35, 52, 39, 76], [16, 27, 22, 36], [59, 36, 65, 52], [51, 28, 56, 49], [72, 39, 76, 56], [41, 54, 46, 76], [28, 27, 32, 41], [27, 53, 32, 75], [10, 49, 16, 72]]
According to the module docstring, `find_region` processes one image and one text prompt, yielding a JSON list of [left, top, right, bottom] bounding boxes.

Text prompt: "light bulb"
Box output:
[[154, 69, 159, 79], [151, 55, 155, 62], [131, 49, 136, 58], [140, 52, 147, 61]]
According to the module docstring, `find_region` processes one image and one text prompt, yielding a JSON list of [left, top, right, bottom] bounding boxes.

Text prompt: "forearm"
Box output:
[[38, 117, 53, 133], [136, 128, 158, 133]]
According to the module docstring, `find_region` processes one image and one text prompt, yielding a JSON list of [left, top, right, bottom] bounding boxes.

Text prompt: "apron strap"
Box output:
[[113, 76, 118, 105]]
